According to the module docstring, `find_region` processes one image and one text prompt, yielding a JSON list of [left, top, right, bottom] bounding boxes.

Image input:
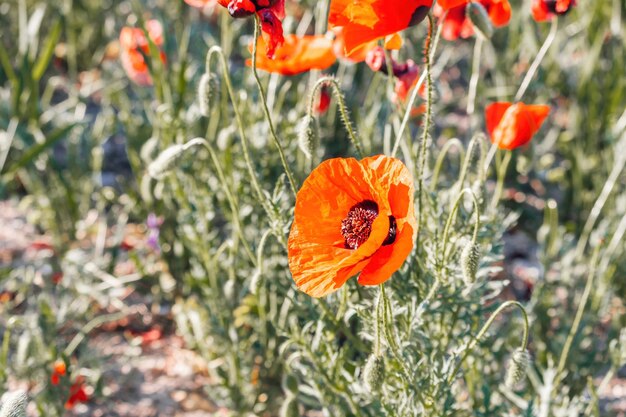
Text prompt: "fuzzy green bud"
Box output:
[[197, 72, 219, 117], [461, 242, 480, 284], [362, 354, 385, 392], [297, 115, 317, 160], [279, 395, 299, 417], [505, 349, 531, 388], [467, 2, 494, 39], [147, 138, 204, 180], [0, 391, 27, 417]]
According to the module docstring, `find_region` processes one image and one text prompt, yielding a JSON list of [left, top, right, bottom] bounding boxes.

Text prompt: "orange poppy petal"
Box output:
[[485, 102, 512, 136], [361, 155, 415, 220], [249, 34, 336, 75], [437, 0, 469, 10], [487, 102, 550, 150], [487, 0, 512, 27], [329, 0, 433, 54], [358, 222, 414, 285], [384, 33, 403, 50]]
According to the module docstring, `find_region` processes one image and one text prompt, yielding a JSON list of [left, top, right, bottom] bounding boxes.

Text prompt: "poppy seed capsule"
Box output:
[[297, 115, 316, 160], [279, 395, 299, 417], [197, 72, 219, 117], [461, 242, 480, 284], [505, 349, 531, 388], [363, 354, 385, 392], [467, 2, 494, 39]]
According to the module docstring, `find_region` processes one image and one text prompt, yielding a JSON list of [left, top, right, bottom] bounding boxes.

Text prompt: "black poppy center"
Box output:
[[341, 200, 397, 250]]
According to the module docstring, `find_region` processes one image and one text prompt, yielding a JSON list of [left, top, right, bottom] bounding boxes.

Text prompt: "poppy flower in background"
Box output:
[[288, 156, 416, 298], [212, 0, 285, 58], [316, 86, 332, 114], [119, 20, 166, 86], [65, 378, 89, 409], [531, 0, 576, 22], [332, 27, 378, 63], [328, 0, 433, 55], [50, 360, 66, 385], [365, 46, 426, 103], [486, 102, 550, 150], [435, 0, 511, 41], [248, 34, 336, 75]]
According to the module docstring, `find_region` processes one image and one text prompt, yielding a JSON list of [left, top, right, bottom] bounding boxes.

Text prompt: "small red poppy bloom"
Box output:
[[51, 360, 66, 385], [216, 0, 285, 58], [365, 47, 425, 103], [119, 20, 166, 86], [531, 0, 576, 22], [435, 0, 511, 41], [288, 156, 416, 297], [316, 86, 332, 114], [485, 102, 550, 150], [328, 0, 433, 55], [248, 34, 336, 75], [65, 379, 89, 409]]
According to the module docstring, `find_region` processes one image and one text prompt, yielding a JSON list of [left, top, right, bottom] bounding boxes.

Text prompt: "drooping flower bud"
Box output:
[[297, 115, 317, 160], [505, 348, 531, 388], [467, 2, 494, 39], [197, 72, 219, 117], [461, 242, 480, 284], [362, 354, 385, 392], [148, 138, 204, 179]]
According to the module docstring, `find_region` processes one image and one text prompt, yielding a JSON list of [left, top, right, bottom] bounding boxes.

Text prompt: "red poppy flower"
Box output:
[[531, 0, 576, 22], [365, 46, 425, 103], [248, 34, 336, 75], [328, 0, 433, 55], [119, 20, 166, 86], [65, 379, 89, 409], [435, 0, 511, 40], [485, 102, 550, 150], [316, 86, 332, 114], [332, 27, 377, 63], [216, 0, 285, 58], [288, 156, 416, 297], [50, 360, 66, 385]]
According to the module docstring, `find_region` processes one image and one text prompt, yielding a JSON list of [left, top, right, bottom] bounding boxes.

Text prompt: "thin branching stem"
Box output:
[[448, 300, 530, 384], [515, 18, 558, 101], [251, 16, 298, 196]]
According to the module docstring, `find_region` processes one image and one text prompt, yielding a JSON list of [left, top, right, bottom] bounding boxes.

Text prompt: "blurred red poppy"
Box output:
[[215, 0, 285, 58], [486, 102, 550, 150], [531, 0, 576, 22], [51, 360, 66, 385], [328, 0, 433, 55], [65, 378, 89, 409], [365, 46, 426, 103], [119, 20, 166, 86], [248, 34, 336, 75], [435, 0, 511, 41]]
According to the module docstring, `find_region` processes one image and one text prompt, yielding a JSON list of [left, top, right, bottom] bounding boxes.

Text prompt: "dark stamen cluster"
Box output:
[[341, 200, 397, 250]]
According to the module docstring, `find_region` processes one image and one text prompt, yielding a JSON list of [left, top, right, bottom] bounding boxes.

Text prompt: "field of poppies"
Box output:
[[1, 0, 626, 416]]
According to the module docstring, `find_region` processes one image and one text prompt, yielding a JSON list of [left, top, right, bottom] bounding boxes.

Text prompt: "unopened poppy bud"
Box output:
[[0, 390, 27, 417], [148, 139, 204, 179], [362, 354, 385, 392], [467, 2, 494, 39], [283, 374, 299, 394], [461, 242, 480, 284], [505, 349, 531, 388], [297, 115, 316, 160], [197, 72, 219, 117], [279, 395, 299, 417]]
